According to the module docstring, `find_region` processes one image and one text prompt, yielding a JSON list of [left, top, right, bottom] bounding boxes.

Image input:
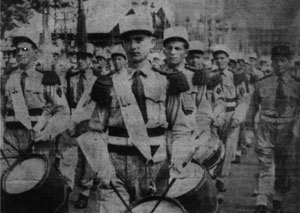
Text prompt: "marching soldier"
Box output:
[[163, 27, 217, 213], [0, 31, 71, 184], [64, 42, 98, 208], [210, 45, 248, 194], [94, 47, 109, 76], [185, 40, 212, 135], [247, 45, 300, 213], [89, 13, 169, 212], [111, 44, 127, 73]]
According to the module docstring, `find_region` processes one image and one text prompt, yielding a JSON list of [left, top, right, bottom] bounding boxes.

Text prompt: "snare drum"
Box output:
[[129, 196, 186, 213], [167, 162, 218, 213], [1, 154, 69, 213], [194, 134, 225, 171]]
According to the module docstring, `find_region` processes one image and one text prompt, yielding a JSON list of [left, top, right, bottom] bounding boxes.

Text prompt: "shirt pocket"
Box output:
[[25, 82, 45, 108], [144, 88, 165, 127], [259, 88, 273, 109], [181, 90, 197, 115]]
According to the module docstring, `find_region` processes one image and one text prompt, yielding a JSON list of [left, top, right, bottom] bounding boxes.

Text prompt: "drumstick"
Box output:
[[0, 149, 12, 169], [150, 145, 201, 213], [110, 181, 133, 213], [3, 138, 24, 156]]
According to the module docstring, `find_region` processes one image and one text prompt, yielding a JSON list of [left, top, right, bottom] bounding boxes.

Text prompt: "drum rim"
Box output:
[[1, 154, 51, 195], [170, 162, 207, 199], [202, 141, 224, 169], [129, 195, 187, 213]]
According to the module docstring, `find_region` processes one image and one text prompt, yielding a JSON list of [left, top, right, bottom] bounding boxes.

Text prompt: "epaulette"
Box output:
[[257, 73, 274, 83], [207, 72, 222, 90], [42, 71, 61, 85], [91, 74, 113, 106], [184, 64, 199, 72], [184, 65, 210, 86], [151, 66, 170, 76], [233, 72, 247, 86]]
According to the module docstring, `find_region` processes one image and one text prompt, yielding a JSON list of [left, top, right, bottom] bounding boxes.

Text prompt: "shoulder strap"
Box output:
[[112, 73, 152, 161]]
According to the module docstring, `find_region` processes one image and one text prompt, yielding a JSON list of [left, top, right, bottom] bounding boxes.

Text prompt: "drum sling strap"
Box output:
[[8, 71, 32, 130], [72, 75, 97, 122], [112, 71, 152, 161]]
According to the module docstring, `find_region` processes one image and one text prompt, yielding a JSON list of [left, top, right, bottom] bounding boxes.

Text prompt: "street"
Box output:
[[69, 144, 300, 213]]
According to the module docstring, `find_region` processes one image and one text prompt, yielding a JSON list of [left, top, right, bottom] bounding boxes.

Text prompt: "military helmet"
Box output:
[[111, 44, 127, 59], [212, 44, 230, 57], [163, 26, 189, 48], [119, 13, 154, 38], [188, 40, 204, 54], [12, 27, 40, 49]]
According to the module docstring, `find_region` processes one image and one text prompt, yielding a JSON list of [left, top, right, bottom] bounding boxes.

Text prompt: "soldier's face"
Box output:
[[272, 55, 291, 75], [77, 56, 88, 70], [112, 55, 126, 71], [249, 58, 256, 67], [186, 52, 204, 69], [96, 56, 106, 68], [16, 42, 36, 67], [214, 53, 229, 70], [123, 33, 155, 64], [229, 61, 237, 71], [165, 41, 187, 66]]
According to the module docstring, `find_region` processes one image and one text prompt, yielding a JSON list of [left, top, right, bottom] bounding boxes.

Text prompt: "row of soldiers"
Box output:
[[1, 12, 300, 213]]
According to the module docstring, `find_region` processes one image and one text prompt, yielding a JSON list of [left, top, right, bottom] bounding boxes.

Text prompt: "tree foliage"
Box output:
[[0, 0, 47, 38]]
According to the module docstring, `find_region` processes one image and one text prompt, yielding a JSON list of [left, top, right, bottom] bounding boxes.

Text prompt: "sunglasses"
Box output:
[[16, 47, 30, 53]]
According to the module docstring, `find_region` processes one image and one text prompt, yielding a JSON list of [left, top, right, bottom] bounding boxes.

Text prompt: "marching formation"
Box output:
[[1, 12, 300, 213]]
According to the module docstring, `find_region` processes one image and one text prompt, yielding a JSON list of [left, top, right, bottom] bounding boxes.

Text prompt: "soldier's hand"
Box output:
[[213, 116, 225, 128], [191, 128, 202, 141], [231, 118, 240, 128], [169, 163, 187, 180], [34, 129, 51, 142]]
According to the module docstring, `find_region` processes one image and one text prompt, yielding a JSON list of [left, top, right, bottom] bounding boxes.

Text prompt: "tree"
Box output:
[[0, 0, 51, 38]]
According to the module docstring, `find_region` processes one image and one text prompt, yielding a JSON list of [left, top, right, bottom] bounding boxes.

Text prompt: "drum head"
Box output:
[[2, 156, 48, 194], [130, 196, 186, 213], [166, 162, 204, 198]]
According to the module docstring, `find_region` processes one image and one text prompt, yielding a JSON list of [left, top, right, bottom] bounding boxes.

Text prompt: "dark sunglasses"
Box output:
[[16, 47, 30, 52]]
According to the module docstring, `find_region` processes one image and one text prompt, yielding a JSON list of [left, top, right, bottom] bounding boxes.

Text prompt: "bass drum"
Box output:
[[1, 154, 69, 213], [129, 196, 186, 213], [167, 162, 218, 213]]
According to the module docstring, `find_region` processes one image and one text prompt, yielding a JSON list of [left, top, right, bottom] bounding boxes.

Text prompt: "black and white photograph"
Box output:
[[1, 0, 300, 212]]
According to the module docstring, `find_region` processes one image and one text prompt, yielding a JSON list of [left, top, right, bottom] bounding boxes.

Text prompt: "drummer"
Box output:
[[0, 29, 70, 179], [163, 26, 217, 212], [89, 13, 170, 212]]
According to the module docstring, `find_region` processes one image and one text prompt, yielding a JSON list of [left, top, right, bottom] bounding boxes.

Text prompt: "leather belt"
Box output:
[[108, 126, 165, 138], [226, 107, 235, 112], [260, 115, 294, 124], [6, 121, 37, 129], [6, 108, 43, 117], [108, 144, 159, 156]]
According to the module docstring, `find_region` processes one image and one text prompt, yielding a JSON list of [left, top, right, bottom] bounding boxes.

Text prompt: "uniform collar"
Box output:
[[166, 62, 185, 73], [220, 68, 230, 76], [129, 60, 152, 79], [277, 71, 292, 84]]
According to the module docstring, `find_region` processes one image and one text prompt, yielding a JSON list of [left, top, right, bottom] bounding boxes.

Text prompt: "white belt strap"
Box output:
[[225, 101, 237, 108], [112, 72, 152, 161], [8, 71, 32, 129], [261, 115, 294, 124]]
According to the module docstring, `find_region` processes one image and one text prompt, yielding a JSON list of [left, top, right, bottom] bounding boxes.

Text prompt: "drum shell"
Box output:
[[202, 140, 225, 170], [1, 154, 69, 213], [168, 163, 218, 213], [176, 169, 218, 213], [129, 196, 187, 213]]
